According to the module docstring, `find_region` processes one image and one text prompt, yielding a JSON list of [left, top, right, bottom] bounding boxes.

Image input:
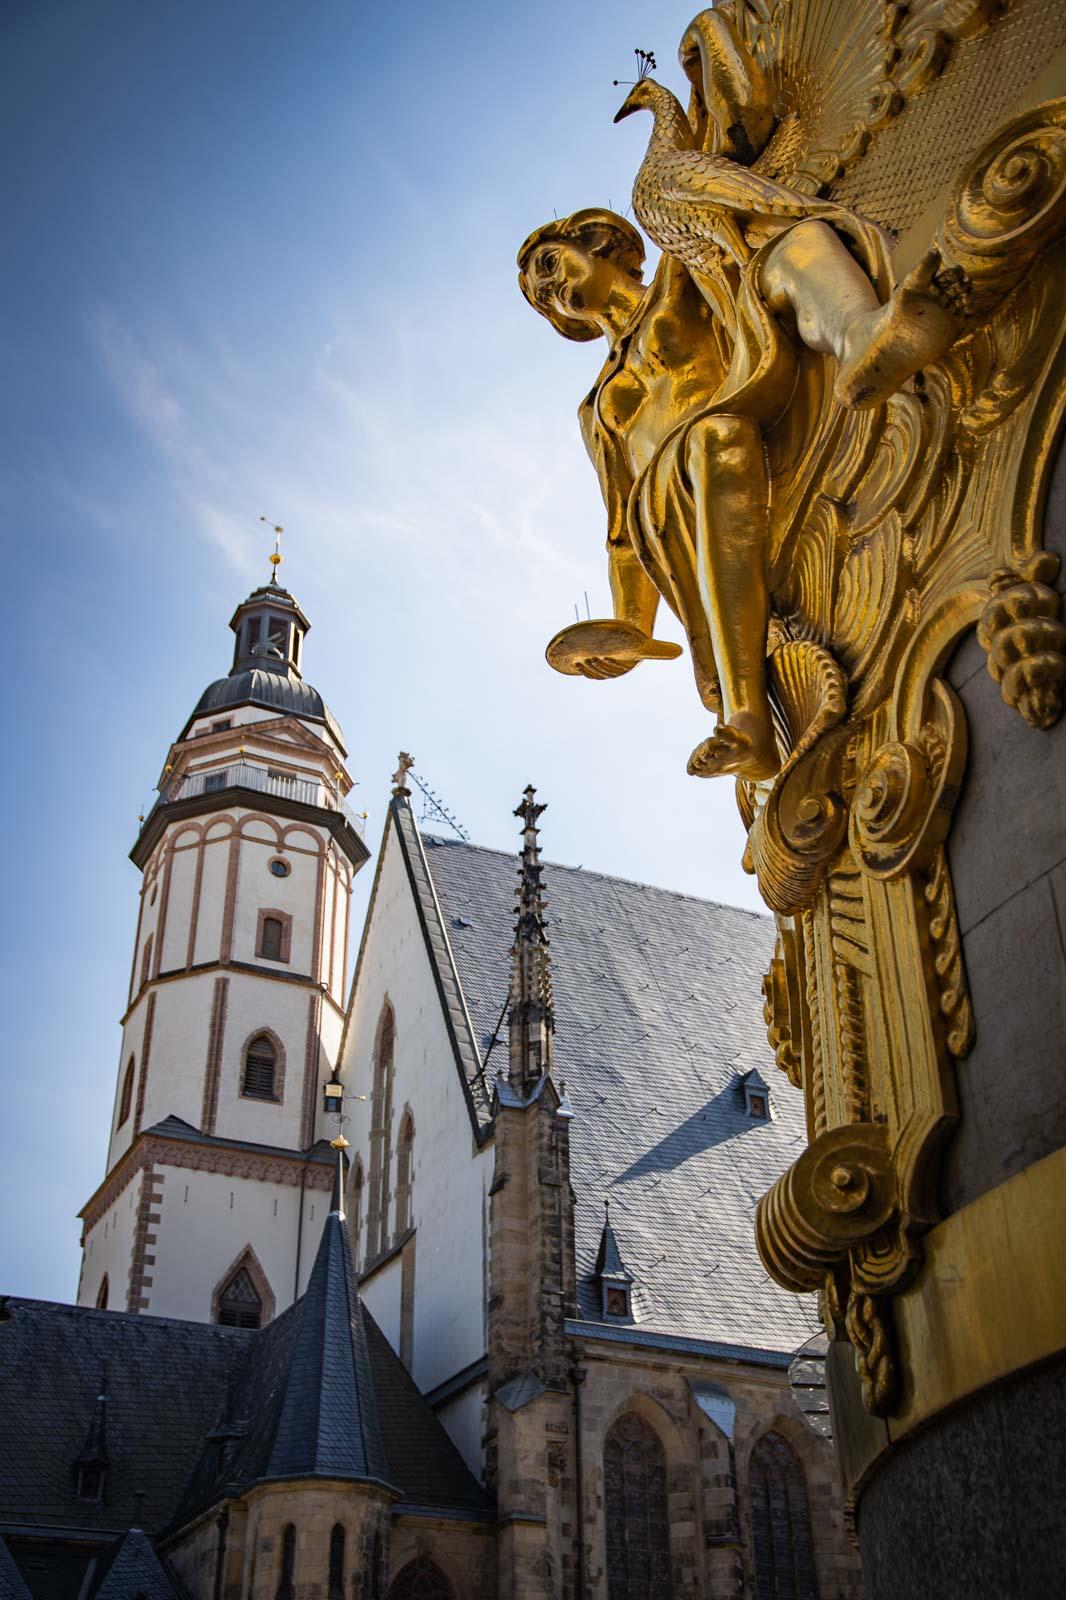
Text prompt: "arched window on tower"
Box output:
[[748, 1431, 818, 1599], [95, 1275, 109, 1310], [366, 1003, 395, 1261], [276, 1524, 296, 1600], [603, 1412, 673, 1599], [140, 934, 153, 989], [260, 915, 284, 960], [216, 1266, 263, 1329], [117, 1058, 136, 1127], [394, 1111, 415, 1239], [242, 1034, 279, 1101], [385, 1558, 454, 1600], [327, 1524, 345, 1600]]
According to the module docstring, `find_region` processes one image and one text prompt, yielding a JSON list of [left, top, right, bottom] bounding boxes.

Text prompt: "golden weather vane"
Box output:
[[259, 515, 284, 582]]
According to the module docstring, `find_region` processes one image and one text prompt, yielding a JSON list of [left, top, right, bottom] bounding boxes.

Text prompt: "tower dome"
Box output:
[[183, 578, 346, 751]]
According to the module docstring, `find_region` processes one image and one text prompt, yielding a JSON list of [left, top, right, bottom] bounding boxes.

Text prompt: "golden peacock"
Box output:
[[615, 73, 887, 280]]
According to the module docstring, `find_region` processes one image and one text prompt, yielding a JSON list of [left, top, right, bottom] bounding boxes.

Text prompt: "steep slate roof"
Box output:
[[0, 1299, 248, 1536], [420, 831, 821, 1357], [2, 1218, 489, 1571], [0, 1539, 33, 1600], [172, 1199, 490, 1528], [92, 1530, 184, 1600]]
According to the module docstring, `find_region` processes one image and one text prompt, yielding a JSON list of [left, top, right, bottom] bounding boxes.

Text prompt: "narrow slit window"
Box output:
[[117, 1058, 136, 1126]]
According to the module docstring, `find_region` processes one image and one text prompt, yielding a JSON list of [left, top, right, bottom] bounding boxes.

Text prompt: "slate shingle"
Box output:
[[420, 833, 821, 1356]]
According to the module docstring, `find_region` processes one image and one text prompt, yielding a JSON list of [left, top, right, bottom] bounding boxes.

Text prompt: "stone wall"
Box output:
[[943, 441, 1066, 1214]]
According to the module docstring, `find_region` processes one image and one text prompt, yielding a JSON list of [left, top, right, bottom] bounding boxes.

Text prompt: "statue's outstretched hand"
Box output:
[[570, 654, 639, 680], [546, 618, 683, 679]]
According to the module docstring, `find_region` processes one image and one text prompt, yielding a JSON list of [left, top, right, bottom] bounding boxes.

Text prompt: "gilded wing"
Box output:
[[681, 1, 1015, 199]]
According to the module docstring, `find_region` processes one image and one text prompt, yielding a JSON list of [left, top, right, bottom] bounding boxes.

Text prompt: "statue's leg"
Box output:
[[632, 464, 722, 714], [683, 414, 779, 781]]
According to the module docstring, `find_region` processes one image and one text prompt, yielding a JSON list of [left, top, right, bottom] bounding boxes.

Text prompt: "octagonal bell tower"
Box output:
[[77, 561, 369, 1325]]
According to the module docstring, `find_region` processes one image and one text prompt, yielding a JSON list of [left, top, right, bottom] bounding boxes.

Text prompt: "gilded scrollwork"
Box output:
[[519, 0, 1066, 1414]]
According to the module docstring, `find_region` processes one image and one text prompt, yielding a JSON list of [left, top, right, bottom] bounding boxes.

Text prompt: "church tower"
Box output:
[[77, 558, 369, 1325]]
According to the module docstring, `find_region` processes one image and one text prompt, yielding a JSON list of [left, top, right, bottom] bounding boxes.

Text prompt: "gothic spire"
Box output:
[[508, 785, 553, 1092]]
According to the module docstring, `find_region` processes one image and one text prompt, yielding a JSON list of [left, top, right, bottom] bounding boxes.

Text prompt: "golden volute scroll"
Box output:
[[519, 0, 1066, 1414]]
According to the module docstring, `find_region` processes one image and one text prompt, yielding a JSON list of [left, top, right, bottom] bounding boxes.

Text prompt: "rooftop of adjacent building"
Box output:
[[0, 1185, 491, 1595]]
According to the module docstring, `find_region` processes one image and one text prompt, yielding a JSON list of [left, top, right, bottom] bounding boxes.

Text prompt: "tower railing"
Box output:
[[142, 761, 365, 836]]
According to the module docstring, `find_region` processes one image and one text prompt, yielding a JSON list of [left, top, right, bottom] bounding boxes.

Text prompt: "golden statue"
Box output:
[[520, 8, 964, 783], [519, 0, 1066, 1424]]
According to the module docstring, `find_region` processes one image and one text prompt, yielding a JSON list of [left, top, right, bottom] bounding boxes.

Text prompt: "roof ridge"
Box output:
[[422, 834, 769, 919]]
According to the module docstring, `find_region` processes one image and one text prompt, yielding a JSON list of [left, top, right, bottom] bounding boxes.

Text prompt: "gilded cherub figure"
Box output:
[[519, 8, 966, 781]]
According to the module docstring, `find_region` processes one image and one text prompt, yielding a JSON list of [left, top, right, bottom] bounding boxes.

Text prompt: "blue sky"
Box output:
[[1, 0, 767, 1300]]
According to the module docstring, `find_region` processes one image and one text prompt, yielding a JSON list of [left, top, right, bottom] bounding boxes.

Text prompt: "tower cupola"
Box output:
[[229, 579, 310, 678]]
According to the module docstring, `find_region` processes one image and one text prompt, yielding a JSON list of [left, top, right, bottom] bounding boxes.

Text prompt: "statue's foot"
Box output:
[[836, 247, 964, 410], [687, 715, 780, 781]]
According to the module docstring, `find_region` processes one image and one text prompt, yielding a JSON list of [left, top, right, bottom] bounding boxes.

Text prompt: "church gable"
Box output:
[[337, 804, 494, 1401]]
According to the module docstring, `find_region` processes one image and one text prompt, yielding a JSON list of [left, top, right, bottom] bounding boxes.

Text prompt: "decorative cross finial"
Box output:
[[392, 751, 415, 796], [259, 515, 284, 584]]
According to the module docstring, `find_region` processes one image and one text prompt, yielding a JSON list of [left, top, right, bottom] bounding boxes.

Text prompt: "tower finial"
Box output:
[[508, 785, 553, 1093], [329, 1133, 349, 1219], [259, 516, 284, 585], [392, 751, 415, 797]]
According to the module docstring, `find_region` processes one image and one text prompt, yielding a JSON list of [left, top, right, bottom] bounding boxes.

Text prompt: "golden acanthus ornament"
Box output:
[[519, 0, 1066, 1415]]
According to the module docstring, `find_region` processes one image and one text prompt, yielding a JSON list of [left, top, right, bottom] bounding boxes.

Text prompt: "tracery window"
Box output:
[[243, 1033, 279, 1100], [749, 1431, 818, 1599], [216, 1266, 263, 1329], [385, 1558, 454, 1600], [604, 1412, 672, 1600], [394, 1110, 415, 1239], [366, 1003, 395, 1260], [117, 1058, 136, 1126]]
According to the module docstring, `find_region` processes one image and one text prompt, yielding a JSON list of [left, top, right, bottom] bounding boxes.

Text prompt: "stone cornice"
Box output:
[[119, 962, 347, 1029], [80, 1129, 334, 1233], [131, 785, 369, 872]]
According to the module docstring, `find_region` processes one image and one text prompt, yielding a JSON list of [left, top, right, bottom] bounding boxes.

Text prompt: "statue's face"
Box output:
[[526, 239, 619, 328]]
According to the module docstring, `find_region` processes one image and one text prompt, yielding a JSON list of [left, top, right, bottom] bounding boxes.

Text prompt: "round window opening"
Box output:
[[269, 858, 290, 879]]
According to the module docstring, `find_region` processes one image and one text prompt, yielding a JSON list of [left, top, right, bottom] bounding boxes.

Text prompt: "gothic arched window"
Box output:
[[395, 1111, 415, 1239], [276, 1523, 296, 1600], [216, 1266, 263, 1329], [604, 1412, 672, 1599], [95, 1275, 109, 1310], [327, 1523, 345, 1600], [749, 1431, 818, 1599], [117, 1058, 136, 1126], [140, 933, 154, 989], [366, 1003, 395, 1260], [386, 1558, 454, 1600], [243, 1034, 279, 1100], [350, 1158, 365, 1270]]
